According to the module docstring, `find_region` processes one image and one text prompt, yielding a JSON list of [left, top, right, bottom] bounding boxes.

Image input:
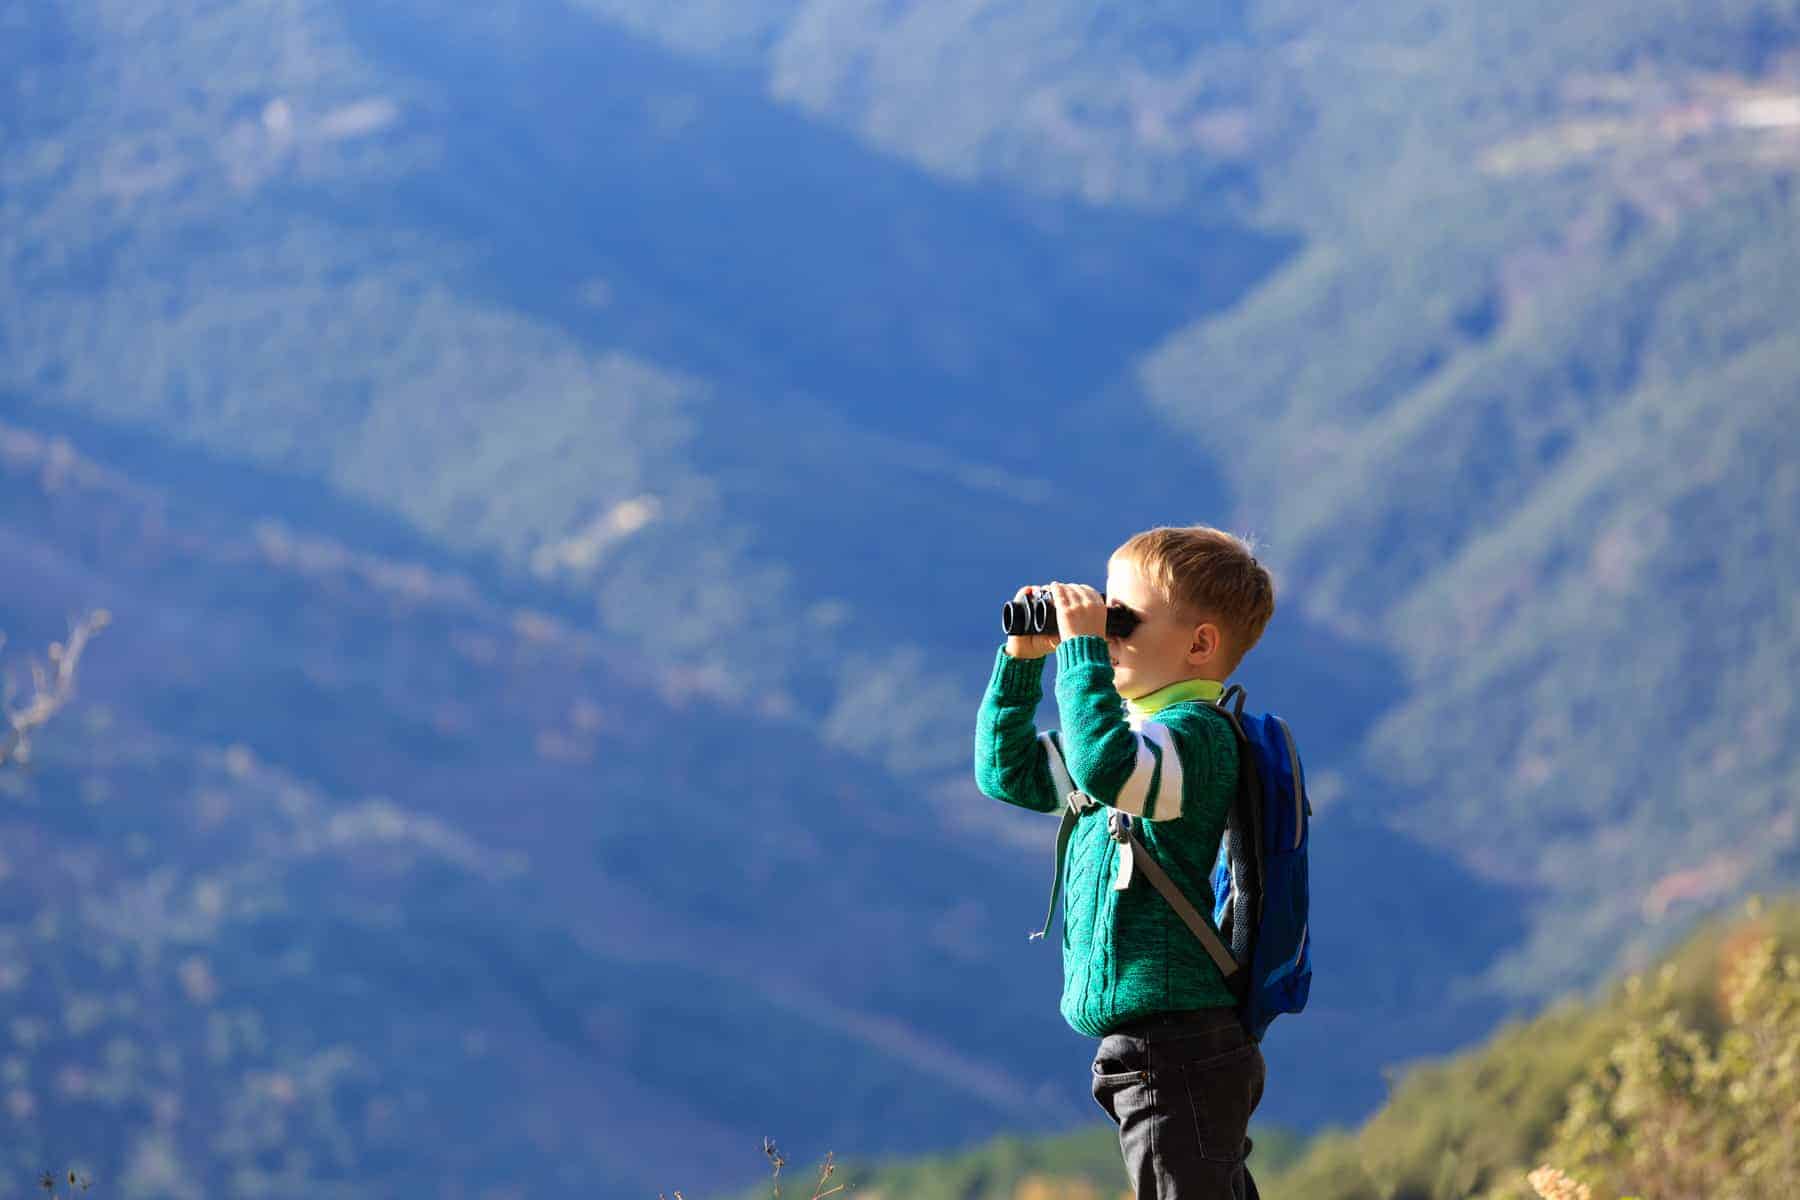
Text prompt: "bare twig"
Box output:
[[765, 1137, 787, 1197], [761, 1139, 844, 1199], [1, 610, 110, 768], [811, 1151, 843, 1198]]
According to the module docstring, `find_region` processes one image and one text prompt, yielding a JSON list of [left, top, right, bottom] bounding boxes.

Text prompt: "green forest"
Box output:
[[4, 0, 1798, 1193]]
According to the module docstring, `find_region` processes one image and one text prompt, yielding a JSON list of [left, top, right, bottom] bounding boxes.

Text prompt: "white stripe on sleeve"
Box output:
[[1110, 722, 1185, 820], [1138, 722, 1185, 819], [1112, 734, 1157, 816]]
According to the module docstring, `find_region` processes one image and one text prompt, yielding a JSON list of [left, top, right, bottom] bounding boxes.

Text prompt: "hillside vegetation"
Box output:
[[1263, 896, 1800, 1200], [797, 896, 1800, 1200]]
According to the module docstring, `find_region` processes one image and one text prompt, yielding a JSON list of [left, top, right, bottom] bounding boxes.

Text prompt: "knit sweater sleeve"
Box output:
[[1052, 635, 1230, 821], [972, 646, 1063, 814]]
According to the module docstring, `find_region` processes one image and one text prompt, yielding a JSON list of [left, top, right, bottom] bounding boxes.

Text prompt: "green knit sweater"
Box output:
[[974, 635, 1240, 1036]]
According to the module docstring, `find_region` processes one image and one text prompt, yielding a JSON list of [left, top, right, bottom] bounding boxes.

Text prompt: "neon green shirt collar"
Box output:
[[1126, 677, 1224, 721]]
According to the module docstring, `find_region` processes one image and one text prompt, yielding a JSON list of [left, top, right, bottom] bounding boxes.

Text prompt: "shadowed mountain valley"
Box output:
[[4, 0, 1797, 1195]]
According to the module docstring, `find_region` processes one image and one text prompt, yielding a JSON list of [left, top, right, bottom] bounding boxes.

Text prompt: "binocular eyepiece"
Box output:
[[1001, 593, 1140, 640]]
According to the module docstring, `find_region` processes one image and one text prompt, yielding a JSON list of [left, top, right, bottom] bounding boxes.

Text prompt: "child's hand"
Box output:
[[1046, 582, 1109, 641], [1004, 585, 1060, 659]]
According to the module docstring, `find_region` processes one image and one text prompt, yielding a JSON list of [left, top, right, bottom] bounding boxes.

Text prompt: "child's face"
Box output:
[[1103, 556, 1223, 700]]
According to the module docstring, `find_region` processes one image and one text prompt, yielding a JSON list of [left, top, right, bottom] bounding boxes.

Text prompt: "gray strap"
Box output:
[[1030, 732, 1091, 942], [1038, 731, 1076, 799], [1127, 830, 1240, 978], [1030, 802, 1079, 941]]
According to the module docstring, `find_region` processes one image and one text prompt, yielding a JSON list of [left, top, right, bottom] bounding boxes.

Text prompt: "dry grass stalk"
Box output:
[[764, 1139, 844, 1199], [0, 611, 110, 767]]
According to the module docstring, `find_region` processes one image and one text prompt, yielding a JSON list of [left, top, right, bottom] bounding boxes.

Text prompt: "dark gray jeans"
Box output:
[[1090, 1009, 1265, 1200]]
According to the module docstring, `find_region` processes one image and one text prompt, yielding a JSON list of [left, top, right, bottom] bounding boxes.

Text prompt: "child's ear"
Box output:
[[1188, 623, 1219, 662]]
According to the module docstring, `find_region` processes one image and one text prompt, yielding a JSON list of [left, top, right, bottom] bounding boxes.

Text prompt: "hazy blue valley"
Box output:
[[3, 1, 1797, 1195]]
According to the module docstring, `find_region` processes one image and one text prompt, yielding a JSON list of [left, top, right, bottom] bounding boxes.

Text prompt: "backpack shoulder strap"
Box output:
[[1219, 683, 1248, 721], [1028, 732, 1093, 942], [1122, 822, 1241, 981]]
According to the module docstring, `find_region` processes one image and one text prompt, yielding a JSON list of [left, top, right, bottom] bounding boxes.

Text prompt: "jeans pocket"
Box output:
[[1093, 1066, 1150, 1087], [1091, 1036, 1152, 1125], [1179, 1044, 1258, 1163], [1090, 1062, 1151, 1123]]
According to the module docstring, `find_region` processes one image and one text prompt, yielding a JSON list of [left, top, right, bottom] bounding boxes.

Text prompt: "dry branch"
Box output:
[[1, 610, 110, 767]]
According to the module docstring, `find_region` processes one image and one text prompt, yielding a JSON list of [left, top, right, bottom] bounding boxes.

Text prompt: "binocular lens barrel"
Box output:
[[1000, 595, 1140, 639], [1000, 597, 1044, 635]]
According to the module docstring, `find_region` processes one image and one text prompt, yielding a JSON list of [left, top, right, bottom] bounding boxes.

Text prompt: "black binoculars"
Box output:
[[1001, 592, 1140, 639]]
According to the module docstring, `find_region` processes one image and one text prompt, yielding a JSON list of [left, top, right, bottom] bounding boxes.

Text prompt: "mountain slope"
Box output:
[[548, 0, 1800, 1003], [0, 425, 1092, 1195], [1136, 6, 1800, 997], [0, 0, 1302, 767], [5, 0, 1799, 1190], [4, 0, 1492, 1146]]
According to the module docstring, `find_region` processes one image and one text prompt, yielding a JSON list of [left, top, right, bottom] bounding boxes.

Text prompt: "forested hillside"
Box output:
[[0, 423, 1089, 1195], [1136, 0, 1800, 1000], [583, 0, 1800, 1000], [3, 0, 1797, 1195]]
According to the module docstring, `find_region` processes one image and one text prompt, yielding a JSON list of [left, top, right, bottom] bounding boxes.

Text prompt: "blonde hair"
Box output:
[[1113, 525, 1275, 674]]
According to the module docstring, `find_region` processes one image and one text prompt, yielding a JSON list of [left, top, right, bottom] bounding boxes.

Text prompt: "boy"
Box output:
[[973, 525, 1277, 1200]]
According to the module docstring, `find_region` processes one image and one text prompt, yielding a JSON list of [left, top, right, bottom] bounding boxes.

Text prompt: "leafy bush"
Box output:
[[1533, 903, 1800, 1200], [1255, 896, 1800, 1200]]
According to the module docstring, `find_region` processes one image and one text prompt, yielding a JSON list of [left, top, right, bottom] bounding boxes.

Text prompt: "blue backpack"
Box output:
[[1204, 684, 1312, 1041], [1031, 685, 1313, 1041]]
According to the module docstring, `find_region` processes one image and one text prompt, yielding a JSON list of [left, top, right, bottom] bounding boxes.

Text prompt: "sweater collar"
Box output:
[[1126, 677, 1224, 726]]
